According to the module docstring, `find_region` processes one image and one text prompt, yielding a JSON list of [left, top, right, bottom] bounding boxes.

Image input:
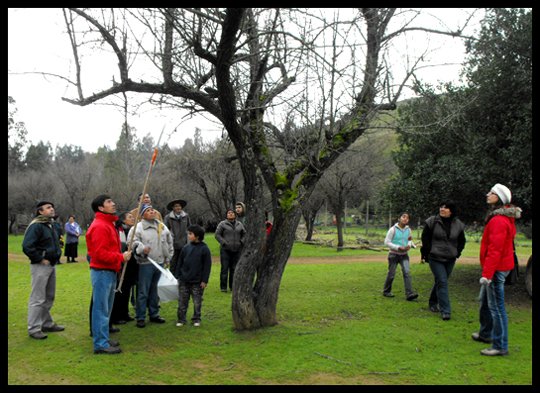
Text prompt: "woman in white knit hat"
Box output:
[[473, 183, 521, 356]]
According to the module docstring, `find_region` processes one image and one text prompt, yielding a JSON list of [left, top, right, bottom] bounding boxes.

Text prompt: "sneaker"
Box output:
[[471, 333, 493, 344], [193, 322, 201, 327], [29, 331, 48, 339], [442, 313, 451, 321], [383, 293, 395, 298], [150, 316, 166, 324], [136, 320, 146, 328], [42, 324, 65, 332], [94, 346, 122, 355], [406, 293, 419, 301], [176, 322, 184, 327], [481, 346, 509, 356], [429, 306, 440, 313]]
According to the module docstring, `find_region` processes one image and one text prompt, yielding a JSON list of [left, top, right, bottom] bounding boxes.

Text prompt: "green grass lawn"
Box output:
[[8, 234, 532, 385]]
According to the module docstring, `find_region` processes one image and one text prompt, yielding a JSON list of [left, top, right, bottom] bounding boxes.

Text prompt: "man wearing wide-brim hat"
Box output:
[[163, 198, 191, 275]]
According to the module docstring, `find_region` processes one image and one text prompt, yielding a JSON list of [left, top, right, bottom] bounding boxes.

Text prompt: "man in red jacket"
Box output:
[[86, 194, 131, 355]]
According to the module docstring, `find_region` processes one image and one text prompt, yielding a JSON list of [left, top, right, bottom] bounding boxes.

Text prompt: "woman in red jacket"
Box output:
[[473, 184, 521, 357]]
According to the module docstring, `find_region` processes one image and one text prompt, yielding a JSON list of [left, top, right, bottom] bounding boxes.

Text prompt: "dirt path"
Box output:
[[15, 252, 526, 266], [284, 255, 482, 265]]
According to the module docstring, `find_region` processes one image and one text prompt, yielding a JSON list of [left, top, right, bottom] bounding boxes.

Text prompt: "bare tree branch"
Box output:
[[68, 8, 129, 83]]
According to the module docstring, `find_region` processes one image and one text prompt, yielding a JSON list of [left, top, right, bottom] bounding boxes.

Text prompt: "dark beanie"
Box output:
[[35, 200, 54, 216]]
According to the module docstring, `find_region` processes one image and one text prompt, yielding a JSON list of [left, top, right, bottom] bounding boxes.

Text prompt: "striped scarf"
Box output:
[[24, 215, 53, 235]]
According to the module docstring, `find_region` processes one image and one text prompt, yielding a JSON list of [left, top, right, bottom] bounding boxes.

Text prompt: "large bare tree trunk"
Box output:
[[232, 198, 303, 329]]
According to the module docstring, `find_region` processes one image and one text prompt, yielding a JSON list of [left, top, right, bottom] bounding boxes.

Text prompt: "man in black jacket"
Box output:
[[22, 201, 64, 339]]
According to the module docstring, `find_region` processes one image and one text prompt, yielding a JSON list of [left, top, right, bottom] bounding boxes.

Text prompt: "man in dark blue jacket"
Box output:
[[175, 225, 212, 327], [22, 201, 64, 339]]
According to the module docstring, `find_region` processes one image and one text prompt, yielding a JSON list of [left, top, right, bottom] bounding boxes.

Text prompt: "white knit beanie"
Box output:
[[491, 183, 512, 205]]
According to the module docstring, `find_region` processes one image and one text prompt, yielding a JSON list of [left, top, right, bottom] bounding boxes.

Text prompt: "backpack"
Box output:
[[505, 242, 520, 285]]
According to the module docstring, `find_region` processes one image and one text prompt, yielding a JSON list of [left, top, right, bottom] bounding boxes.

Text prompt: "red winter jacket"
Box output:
[[87, 211, 124, 273], [480, 206, 521, 280]]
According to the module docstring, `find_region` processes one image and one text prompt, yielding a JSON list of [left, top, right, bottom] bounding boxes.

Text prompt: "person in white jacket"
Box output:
[[383, 212, 419, 301], [129, 204, 174, 327]]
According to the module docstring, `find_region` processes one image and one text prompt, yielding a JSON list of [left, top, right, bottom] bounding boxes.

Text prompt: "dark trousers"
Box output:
[[65, 242, 78, 260], [170, 248, 183, 278], [219, 249, 241, 291], [110, 258, 138, 323], [177, 281, 205, 324]]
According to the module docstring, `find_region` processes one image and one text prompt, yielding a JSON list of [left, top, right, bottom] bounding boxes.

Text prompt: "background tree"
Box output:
[[172, 130, 244, 222], [8, 96, 28, 172], [53, 8, 477, 330], [380, 8, 532, 226], [52, 144, 95, 226], [300, 187, 325, 242], [24, 141, 53, 172], [464, 8, 532, 223], [319, 131, 394, 249]]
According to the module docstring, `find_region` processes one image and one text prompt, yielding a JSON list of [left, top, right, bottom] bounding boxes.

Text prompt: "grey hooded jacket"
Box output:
[[215, 219, 246, 253]]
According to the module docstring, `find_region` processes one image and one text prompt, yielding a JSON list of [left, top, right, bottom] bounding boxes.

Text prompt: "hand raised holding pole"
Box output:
[[115, 125, 165, 293]]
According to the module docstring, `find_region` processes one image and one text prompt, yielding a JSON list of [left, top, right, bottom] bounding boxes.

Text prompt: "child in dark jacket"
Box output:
[[175, 225, 212, 327]]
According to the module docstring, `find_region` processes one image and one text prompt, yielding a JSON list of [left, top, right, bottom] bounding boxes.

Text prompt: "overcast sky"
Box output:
[[8, 8, 483, 154]]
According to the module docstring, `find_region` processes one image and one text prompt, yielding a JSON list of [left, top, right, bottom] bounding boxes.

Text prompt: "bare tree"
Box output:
[[171, 131, 243, 221], [300, 186, 325, 242], [54, 8, 476, 330], [319, 131, 395, 248]]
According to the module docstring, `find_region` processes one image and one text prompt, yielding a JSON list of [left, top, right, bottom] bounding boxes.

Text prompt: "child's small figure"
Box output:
[[174, 225, 212, 327]]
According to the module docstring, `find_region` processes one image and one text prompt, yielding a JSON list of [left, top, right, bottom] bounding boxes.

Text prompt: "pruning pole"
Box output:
[[115, 125, 165, 293]]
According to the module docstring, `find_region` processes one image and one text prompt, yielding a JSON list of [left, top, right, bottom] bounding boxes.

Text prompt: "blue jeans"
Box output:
[[91, 269, 117, 351], [137, 263, 162, 321], [383, 253, 414, 297], [478, 270, 510, 351], [428, 259, 456, 314]]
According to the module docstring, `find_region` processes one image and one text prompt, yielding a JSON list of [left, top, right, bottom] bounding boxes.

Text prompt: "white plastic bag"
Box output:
[[148, 257, 179, 303]]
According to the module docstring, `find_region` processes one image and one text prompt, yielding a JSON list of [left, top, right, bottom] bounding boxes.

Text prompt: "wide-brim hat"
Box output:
[[167, 199, 187, 211]]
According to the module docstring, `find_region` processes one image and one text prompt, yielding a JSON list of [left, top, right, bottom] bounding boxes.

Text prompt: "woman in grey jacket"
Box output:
[[128, 205, 174, 327], [215, 209, 246, 293]]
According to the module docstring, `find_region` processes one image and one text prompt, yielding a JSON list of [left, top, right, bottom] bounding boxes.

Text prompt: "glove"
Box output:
[[479, 277, 492, 286]]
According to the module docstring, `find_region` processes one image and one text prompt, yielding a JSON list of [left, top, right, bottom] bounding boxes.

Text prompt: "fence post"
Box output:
[[365, 200, 369, 236]]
